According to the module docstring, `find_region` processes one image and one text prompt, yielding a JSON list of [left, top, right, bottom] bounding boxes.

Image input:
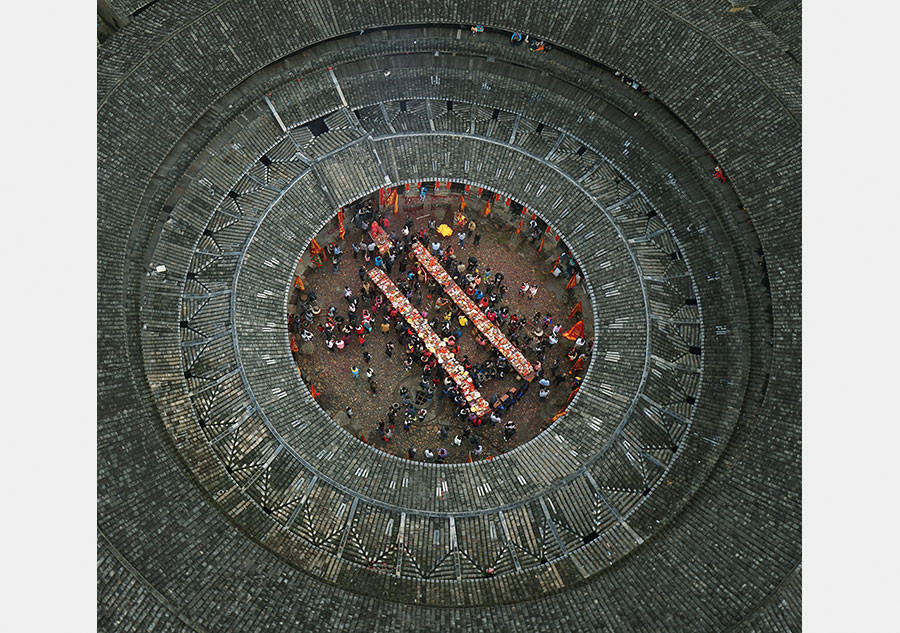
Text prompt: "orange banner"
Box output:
[[562, 320, 584, 341], [310, 238, 327, 262], [568, 355, 584, 374]]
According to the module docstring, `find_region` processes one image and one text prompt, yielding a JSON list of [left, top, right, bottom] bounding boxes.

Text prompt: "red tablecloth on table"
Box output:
[[411, 242, 535, 381], [368, 267, 491, 416]]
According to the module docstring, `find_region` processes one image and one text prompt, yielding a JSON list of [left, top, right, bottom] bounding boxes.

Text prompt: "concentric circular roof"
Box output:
[[98, 3, 800, 631]]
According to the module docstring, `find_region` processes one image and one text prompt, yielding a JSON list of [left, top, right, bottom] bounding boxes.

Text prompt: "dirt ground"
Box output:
[[289, 188, 593, 463]]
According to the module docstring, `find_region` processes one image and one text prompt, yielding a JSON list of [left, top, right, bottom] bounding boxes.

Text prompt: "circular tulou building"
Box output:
[[97, 1, 801, 631]]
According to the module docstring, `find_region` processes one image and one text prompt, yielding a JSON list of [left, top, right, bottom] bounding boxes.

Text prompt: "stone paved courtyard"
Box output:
[[289, 188, 593, 463]]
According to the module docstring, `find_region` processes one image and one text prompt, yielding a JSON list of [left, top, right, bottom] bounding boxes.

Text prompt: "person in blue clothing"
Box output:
[[516, 381, 529, 400]]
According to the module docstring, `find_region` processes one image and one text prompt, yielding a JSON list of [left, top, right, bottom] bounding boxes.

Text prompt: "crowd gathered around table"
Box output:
[[412, 241, 535, 381], [367, 267, 491, 416]]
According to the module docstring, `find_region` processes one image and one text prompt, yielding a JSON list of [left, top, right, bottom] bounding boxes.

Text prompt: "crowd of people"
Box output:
[[289, 191, 591, 462]]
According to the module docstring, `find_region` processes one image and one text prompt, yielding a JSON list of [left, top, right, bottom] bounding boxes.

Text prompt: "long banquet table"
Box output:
[[367, 267, 491, 416], [411, 241, 535, 381]]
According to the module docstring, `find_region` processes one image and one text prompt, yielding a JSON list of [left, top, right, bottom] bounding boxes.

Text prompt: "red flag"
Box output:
[[516, 218, 523, 234], [551, 409, 566, 422], [538, 231, 545, 253], [294, 276, 305, 290], [482, 201, 491, 217], [378, 188, 385, 206], [310, 238, 327, 262], [568, 355, 584, 374], [562, 320, 584, 341], [565, 273, 577, 290], [310, 384, 321, 399], [566, 386, 579, 405], [337, 208, 345, 240], [290, 337, 299, 353], [569, 301, 582, 319]]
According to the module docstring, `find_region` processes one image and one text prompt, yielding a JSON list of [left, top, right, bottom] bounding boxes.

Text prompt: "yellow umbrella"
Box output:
[[436, 224, 453, 237]]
